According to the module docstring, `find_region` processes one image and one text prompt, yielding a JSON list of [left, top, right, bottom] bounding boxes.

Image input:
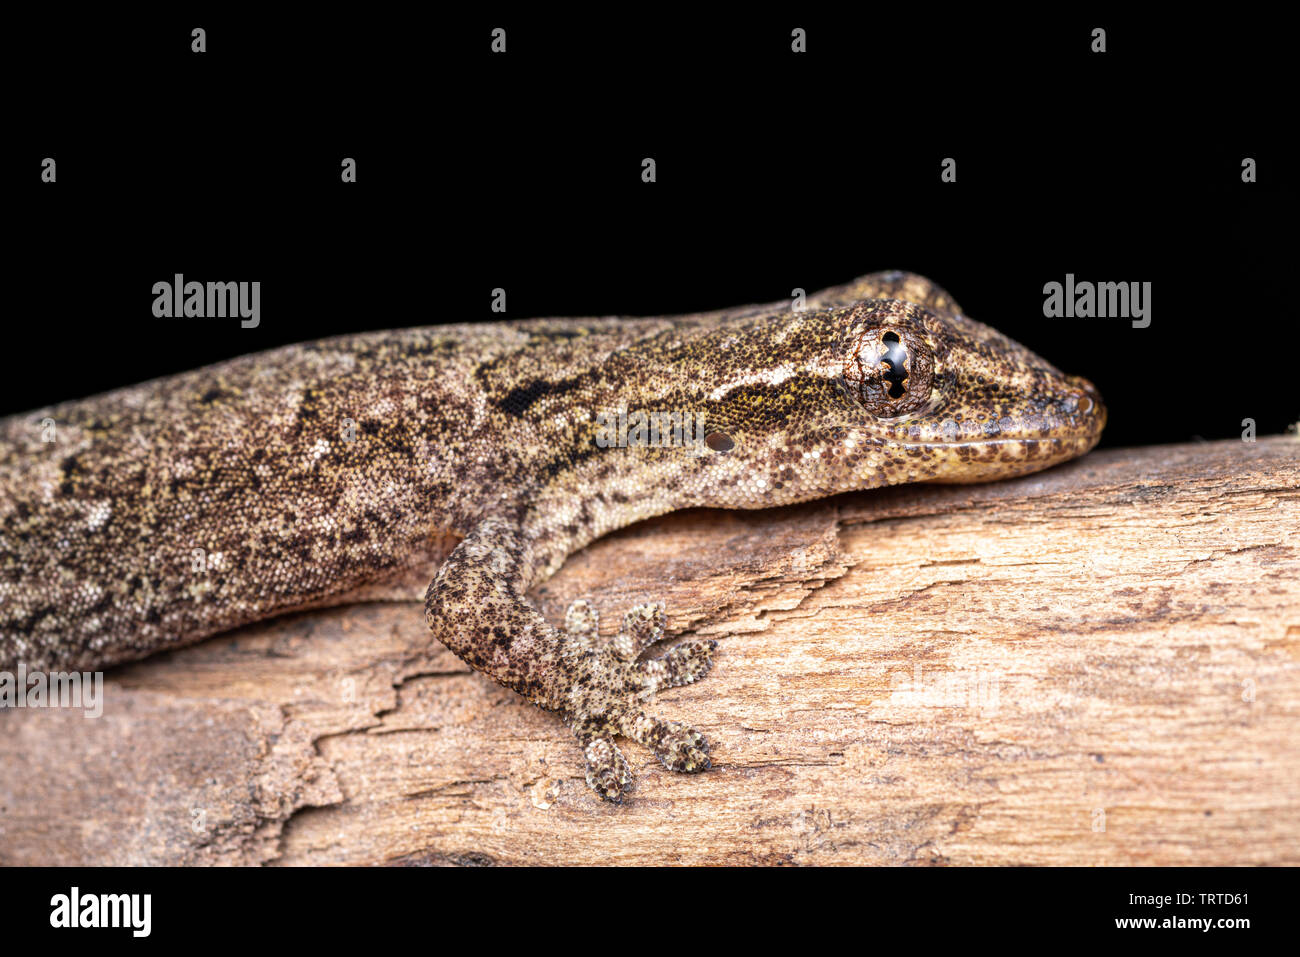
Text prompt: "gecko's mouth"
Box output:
[[885, 376, 1106, 449], [908, 435, 1097, 450], [880, 376, 1106, 480]]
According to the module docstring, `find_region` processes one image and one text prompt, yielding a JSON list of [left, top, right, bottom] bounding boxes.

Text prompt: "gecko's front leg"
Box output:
[[424, 516, 716, 802]]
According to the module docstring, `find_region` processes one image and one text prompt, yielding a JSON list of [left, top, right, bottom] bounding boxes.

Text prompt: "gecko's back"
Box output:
[[0, 318, 676, 671]]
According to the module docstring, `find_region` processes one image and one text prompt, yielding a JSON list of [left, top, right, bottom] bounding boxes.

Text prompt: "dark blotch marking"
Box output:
[[498, 373, 586, 418]]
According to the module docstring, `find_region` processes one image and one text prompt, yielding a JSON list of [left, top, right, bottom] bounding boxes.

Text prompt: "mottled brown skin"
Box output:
[[0, 271, 1105, 801]]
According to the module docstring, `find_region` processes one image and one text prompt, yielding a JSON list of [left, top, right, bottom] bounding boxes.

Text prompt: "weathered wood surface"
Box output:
[[2, 436, 1297, 865]]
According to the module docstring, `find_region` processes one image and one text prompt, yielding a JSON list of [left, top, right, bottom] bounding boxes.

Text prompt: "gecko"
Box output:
[[0, 271, 1105, 802]]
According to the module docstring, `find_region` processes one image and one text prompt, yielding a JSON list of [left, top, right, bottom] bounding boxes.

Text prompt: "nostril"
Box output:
[[1074, 393, 1095, 415]]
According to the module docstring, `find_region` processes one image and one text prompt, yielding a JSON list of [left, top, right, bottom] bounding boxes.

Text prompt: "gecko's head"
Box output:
[[686, 298, 1106, 507]]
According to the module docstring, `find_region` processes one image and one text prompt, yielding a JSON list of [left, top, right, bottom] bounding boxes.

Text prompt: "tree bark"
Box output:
[[2, 436, 1297, 865]]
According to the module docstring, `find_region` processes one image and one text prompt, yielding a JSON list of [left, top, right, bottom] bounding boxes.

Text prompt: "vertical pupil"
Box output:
[[880, 332, 909, 399]]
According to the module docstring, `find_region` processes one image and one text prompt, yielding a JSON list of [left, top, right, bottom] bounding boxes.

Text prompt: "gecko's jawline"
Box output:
[[893, 435, 1094, 450]]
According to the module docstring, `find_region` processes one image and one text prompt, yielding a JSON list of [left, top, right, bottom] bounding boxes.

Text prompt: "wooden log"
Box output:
[[2, 436, 1297, 865]]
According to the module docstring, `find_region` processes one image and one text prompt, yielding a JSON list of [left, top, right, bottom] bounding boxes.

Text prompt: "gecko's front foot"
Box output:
[[562, 600, 716, 802]]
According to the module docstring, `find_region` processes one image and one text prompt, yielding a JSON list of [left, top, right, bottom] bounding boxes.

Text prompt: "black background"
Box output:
[[8, 11, 1294, 449], [3, 864, 1287, 942]]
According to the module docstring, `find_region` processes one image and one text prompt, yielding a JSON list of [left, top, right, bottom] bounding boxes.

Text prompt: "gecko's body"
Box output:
[[0, 272, 1104, 800]]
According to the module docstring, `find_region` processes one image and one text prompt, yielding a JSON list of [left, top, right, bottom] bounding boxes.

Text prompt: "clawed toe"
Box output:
[[636, 638, 716, 693], [654, 724, 712, 773], [621, 711, 712, 773], [610, 602, 666, 660], [582, 735, 632, 803], [564, 599, 601, 649]]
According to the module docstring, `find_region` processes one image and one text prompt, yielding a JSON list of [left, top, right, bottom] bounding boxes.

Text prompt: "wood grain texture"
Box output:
[[2, 436, 1297, 865]]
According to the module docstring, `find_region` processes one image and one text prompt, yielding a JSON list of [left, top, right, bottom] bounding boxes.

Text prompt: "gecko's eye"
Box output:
[[842, 326, 934, 417]]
